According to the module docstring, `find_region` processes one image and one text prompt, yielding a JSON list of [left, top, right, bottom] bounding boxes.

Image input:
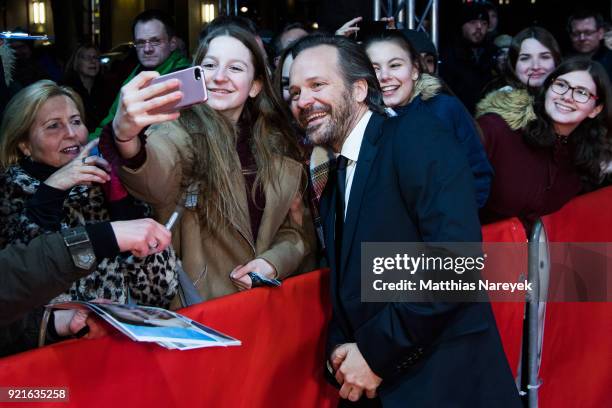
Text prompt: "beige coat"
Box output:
[[120, 121, 312, 305]]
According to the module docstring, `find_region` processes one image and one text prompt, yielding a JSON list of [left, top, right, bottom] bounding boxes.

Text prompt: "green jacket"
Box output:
[[89, 50, 191, 140]]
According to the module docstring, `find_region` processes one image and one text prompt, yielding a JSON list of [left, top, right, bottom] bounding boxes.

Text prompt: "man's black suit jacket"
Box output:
[[320, 112, 521, 407]]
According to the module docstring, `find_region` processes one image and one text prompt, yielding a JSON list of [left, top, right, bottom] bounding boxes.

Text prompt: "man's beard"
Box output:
[[300, 89, 355, 149], [470, 30, 484, 45]]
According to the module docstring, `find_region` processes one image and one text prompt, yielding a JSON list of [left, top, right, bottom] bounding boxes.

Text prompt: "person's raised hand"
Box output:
[[112, 71, 183, 144], [336, 17, 363, 37], [44, 139, 111, 190]]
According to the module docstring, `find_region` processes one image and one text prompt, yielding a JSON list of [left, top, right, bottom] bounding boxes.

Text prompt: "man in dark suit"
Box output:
[[288, 35, 521, 407]]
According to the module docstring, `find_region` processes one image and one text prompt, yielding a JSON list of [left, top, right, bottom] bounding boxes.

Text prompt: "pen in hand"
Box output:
[[165, 209, 182, 230], [165, 184, 199, 231]]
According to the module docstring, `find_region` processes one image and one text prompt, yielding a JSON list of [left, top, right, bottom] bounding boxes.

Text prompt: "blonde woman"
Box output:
[[0, 80, 178, 307]]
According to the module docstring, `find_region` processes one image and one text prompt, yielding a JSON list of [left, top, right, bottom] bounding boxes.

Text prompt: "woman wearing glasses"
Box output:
[[476, 57, 612, 227]]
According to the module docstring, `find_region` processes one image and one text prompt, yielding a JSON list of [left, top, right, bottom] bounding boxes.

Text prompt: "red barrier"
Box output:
[[0, 270, 339, 408], [0, 219, 532, 407], [538, 187, 612, 408], [482, 218, 528, 378]]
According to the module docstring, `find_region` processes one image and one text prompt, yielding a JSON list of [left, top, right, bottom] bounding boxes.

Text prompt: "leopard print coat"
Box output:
[[0, 165, 178, 308]]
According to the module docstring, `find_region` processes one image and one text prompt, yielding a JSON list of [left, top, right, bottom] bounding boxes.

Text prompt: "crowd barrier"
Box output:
[[535, 187, 612, 408], [481, 217, 528, 379], [1, 188, 610, 407], [0, 270, 339, 407], [0, 218, 528, 407]]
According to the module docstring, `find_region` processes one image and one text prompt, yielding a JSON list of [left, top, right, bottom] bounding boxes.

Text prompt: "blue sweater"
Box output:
[[395, 93, 493, 208]]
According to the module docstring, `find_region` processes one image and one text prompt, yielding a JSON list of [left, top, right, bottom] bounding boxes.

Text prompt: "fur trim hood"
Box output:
[[475, 87, 536, 130], [410, 73, 442, 103]]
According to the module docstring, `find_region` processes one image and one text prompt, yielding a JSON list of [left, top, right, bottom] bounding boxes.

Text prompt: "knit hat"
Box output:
[[458, 3, 489, 27], [400, 29, 437, 56]]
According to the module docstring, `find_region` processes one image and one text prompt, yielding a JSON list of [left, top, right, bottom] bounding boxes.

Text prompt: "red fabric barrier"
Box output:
[[0, 220, 532, 407], [482, 218, 528, 378], [538, 187, 612, 408], [0, 270, 339, 408]]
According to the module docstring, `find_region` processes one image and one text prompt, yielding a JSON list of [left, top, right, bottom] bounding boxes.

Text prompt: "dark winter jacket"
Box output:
[[0, 230, 99, 356], [394, 74, 493, 208]]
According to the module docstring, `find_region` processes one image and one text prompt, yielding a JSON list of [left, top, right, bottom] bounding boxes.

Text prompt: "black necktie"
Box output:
[[335, 155, 349, 270]]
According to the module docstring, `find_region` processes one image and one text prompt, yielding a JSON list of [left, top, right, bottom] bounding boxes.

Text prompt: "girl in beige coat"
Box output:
[[109, 24, 312, 305]]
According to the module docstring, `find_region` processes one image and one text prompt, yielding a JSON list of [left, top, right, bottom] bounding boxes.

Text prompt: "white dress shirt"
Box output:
[[338, 110, 372, 218]]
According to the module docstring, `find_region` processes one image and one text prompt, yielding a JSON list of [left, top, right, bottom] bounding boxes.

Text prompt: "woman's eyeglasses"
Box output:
[[550, 79, 598, 104]]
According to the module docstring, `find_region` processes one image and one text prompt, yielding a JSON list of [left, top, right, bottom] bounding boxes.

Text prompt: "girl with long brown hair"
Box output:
[[477, 57, 612, 226], [108, 23, 312, 304]]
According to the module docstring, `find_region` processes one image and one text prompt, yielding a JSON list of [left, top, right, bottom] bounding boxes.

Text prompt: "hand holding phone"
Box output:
[[229, 259, 280, 291], [44, 139, 111, 190], [247, 272, 282, 288], [148, 66, 208, 114], [112, 71, 182, 144]]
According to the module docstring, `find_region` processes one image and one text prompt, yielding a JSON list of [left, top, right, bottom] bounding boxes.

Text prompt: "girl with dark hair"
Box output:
[[477, 57, 612, 226], [483, 26, 561, 95], [109, 24, 313, 304], [507, 27, 561, 88], [363, 30, 493, 208]]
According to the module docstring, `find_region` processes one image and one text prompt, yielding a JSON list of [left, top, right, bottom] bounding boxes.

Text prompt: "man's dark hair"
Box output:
[[507, 26, 562, 83], [291, 35, 385, 114], [567, 10, 604, 33], [132, 9, 176, 39]]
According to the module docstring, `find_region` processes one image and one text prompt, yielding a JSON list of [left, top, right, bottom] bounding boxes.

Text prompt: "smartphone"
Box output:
[[354, 20, 388, 42], [148, 66, 208, 113], [85, 145, 111, 175], [247, 272, 281, 288]]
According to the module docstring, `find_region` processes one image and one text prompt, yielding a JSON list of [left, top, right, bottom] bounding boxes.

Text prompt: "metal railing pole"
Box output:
[[527, 220, 548, 407], [373, 0, 381, 21], [407, 0, 415, 29], [431, 0, 439, 49]]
